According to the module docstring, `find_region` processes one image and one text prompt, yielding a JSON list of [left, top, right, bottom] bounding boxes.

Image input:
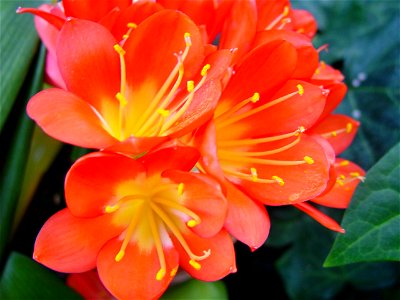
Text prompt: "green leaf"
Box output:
[[276, 217, 399, 300], [324, 142, 400, 267], [161, 278, 228, 300], [0, 45, 46, 261], [0, 252, 82, 300], [13, 126, 62, 231], [0, 0, 45, 130]]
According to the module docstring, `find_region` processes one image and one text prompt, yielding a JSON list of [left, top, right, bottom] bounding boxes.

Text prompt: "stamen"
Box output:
[[134, 33, 191, 135], [189, 259, 201, 270], [331, 131, 338, 137], [218, 128, 304, 147], [215, 92, 260, 122], [272, 175, 285, 186], [303, 156, 314, 164], [178, 183, 184, 196], [218, 136, 300, 157], [339, 160, 350, 167], [346, 122, 353, 133], [201, 64, 211, 76], [220, 155, 313, 166], [297, 84, 304, 96], [152, 197, 201, 227], [170, 268, 178, 277], [105, 204, 120, 213], [113, 44, 126, 56], [127, 22, 137, 28], [148, 209, 167, 281], [187, 80, 194, 92], [116, 92, 127, 107], [184, 32, 192, 46], [158, 108, 170, 117], [223, 168, 279, 184], [350, 172, 360, 177], [150, 202, 210, 261], [266, 5, 290, 30], [114, 203, 143, 262], [216, 88, 300, 129], [250, 167, 258, 182]]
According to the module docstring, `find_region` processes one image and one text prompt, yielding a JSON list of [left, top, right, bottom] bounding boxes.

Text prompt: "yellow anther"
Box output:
[[283, 6, 289, 17], [158, 108, 170, 117], [189, 259, 201, 270], [336, 179, 345, 186], [346, 122, 353, 133], [127, 22, 137, 28], [339, 160, 350, 167], [113, 44, 126, 56], [187, 80, 194, 92], [296, 84, 304, 96], [350, 172, 360, 177], [184, 32, 192, 46], [187, 220, 198, 228], [339, 174, 346, 180], [251, 92, 260, 103], [156, 269, 166, 281], [105, 204, 120, 213], [272, 175, 285, 186], [201, 64, 211, 76], [178, 183, 184, 196], [320, 61, 326, 69], [115, 250, 125, 262], [116, 92, 128, 107], [170, 268, 178, 277], [303, 156, 314, 164], [250, 167, 258, 182], [331, 131, 338, 137], [123, 34, 129, 39]]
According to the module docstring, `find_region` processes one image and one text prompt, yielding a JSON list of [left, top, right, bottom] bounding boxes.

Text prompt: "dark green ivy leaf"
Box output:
[[324, 142, 400, 267]]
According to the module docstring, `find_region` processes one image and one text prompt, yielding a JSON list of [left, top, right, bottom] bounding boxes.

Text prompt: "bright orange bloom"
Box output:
[[33, 146, 235, 299], [67, 270, 115, 300], [194, 40, 333, 248], [27, 10, 230, 154], [17, 0, 136, 87]]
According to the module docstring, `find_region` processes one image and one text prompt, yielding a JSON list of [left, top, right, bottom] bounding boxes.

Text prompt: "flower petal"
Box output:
[[217, 40, 297, 113], [57, 19, 120, 113], [224, 180, 270, 250], [294, 202, 345, 233], [97, 238, 179, 300], [66, 152, 146, 217], [67, 270, 114, 300], [139, 144, 200, 175], [123, 10, 204, 118], [33, 209, 121, 273], [312, 159, 365, 208], [27, 88, 118, 149], [63, 0, 130, 21], [253, 30, 319, 79], [163, 170, 227, 238], [309, 114, 360, 155], [228, 80, 326, 138], [174, 229, 236, 281], [219, 0, 257, 63], [237, 135, 330, 205], [291, 9, 318, 38]]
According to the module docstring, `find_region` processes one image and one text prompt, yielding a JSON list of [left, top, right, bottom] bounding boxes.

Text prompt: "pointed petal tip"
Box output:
[[16, 6, 22, 13]]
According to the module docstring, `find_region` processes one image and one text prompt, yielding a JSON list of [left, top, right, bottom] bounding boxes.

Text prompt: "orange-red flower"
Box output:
[[33, 146, 235, 299], [27, 10, 230, 154], [193, 40, 333, 248]]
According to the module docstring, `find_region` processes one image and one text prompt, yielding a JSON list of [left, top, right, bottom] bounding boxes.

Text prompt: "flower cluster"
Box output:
[[19, 0, 365, 299]]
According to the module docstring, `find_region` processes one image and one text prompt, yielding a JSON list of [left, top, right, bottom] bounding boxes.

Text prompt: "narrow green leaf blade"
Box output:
[[0, 45, 46, 261], [0, 252, 82, 299], [0, 0, 44, 130], [325, 142, 400, 267]]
